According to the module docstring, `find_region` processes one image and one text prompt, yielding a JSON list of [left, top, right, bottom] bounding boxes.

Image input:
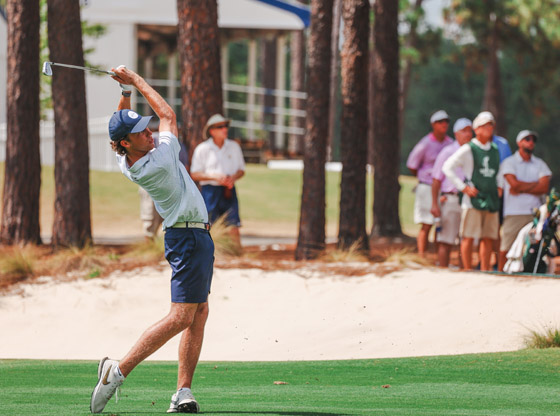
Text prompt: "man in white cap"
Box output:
[[442, 111, 501, 271], [497, 130, 551, 271], [430, 118, 473, 267], [191, 114, 245, 248], [406, 110, 453, 256]]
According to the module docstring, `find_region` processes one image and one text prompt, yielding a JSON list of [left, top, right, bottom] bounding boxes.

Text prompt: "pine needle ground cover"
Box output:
[[1, 349, 559, 415]]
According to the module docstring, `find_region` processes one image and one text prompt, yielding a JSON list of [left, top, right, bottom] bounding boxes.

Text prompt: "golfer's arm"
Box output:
[[132, 76, 178, 137], [231, 169, 245, 182], [117, 95, 130, 111]]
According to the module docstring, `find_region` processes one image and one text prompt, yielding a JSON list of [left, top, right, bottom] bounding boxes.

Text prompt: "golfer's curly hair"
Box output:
[[110, 137, 128, 156]]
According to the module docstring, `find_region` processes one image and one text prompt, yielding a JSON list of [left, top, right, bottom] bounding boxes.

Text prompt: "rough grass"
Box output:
[[210, 215, 242, 257], [320, 240, 369, 262], [525, 326, 560, 349]]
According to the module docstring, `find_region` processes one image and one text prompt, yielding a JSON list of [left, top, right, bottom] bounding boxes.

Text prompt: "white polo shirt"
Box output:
[[499, 151, 551, 216], [191, 138, 246, 186], [117, 131, 208, 229]]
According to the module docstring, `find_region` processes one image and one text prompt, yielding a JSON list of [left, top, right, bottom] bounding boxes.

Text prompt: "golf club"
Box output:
[[42, 61, 116, 77]]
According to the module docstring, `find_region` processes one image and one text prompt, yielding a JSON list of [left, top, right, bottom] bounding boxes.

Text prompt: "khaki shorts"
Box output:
[[460, 208, 499, 240], [500, 214, 533, 252], [436, 194, 461, 245], [414, 183, 434, 225]]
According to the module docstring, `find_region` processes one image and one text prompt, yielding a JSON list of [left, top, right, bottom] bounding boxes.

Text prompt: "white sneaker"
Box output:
[[167, 388, 200, 413], [90, 357, 125, 414]]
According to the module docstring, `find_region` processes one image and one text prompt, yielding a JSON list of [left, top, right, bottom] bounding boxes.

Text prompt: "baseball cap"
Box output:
[[516, 129, 538, 143], [453, 118, 472, 133], [430, 110, 449, 124], [109, 110, 153, 142], [472, 111, 495, 129], [203, 113, 231, 138]]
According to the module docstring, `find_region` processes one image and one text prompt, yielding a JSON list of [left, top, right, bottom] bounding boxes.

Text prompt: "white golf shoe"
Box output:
[[167, 388, 200, 413], [90, 357, 125, 413]]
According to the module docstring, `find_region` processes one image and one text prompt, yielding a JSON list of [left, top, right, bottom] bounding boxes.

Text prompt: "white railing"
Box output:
[[0, 117, 120, 172]]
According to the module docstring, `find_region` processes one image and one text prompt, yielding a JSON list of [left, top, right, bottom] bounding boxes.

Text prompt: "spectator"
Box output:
[[497, 130, 551, 271], [442, 111, 501, 271], [191, 114, 245, 248], [406, 110, 453, 256], [431, 118, 473, 267]]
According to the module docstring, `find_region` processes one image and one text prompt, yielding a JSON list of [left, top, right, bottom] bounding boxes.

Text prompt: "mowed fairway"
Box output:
[[1, 349, 560, 415]]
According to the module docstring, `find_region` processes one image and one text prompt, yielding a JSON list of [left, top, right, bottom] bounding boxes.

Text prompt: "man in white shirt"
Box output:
[[191, 114, 245, 248], [497, 130, 551, 271], [442, 111, 501, 271]]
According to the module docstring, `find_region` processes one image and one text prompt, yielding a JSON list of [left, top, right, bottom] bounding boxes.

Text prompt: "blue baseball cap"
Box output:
[[109, 110, 153, 142]]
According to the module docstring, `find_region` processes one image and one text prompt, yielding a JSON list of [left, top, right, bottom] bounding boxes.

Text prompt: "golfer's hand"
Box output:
[[111, 65, 138, 86], [463, 185, 478, 198]]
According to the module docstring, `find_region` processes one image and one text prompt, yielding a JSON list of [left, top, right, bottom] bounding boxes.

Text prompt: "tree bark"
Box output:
[[295, 0, 333, 260], [1, 0, 42, 245], [398, 0, 424, 142], [370, 0, 403, 238], [327, 0, 342, 162], [176, 0, 223, 163], [262, 37, 277, 154], [338, 0, 369, 250], [47, 0, 92, 248], [483, 19, 507, 137], [288, 30, 306, 156]]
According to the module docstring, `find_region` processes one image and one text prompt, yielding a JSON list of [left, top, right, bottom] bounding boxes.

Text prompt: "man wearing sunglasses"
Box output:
[[191, 114, 245, 249], [497, 130, 551, 271]]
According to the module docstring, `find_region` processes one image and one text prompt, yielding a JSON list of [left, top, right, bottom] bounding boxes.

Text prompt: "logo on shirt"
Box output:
[[128, 111, 139, 119], [479, 156, 495, 178]]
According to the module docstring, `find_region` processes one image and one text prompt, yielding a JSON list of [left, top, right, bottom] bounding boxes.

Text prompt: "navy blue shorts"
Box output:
[[164, 228, 215, 303], [201, 185, 241, 227]]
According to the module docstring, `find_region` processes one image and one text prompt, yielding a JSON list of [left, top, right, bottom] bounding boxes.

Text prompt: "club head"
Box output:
[[42, 61, 53, 77]]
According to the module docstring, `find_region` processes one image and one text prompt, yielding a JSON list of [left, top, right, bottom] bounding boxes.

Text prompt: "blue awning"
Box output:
[[254, 0, 310, 28]]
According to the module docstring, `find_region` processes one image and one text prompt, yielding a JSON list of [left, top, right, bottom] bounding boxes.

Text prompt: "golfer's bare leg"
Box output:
[[461, 237, 474, 270], [479, 238, 493, 271], [177, 302, 209, 389], [118, 302, 199, 377], [417, 224, 432, 256]]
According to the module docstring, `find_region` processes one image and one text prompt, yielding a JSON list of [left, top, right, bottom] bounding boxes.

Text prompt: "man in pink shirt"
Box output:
[[431, 118, 473, 267], [406, 110, 453, 256]]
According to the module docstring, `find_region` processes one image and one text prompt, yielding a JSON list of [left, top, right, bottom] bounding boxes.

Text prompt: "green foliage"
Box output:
[[2, 350, 560, 415]]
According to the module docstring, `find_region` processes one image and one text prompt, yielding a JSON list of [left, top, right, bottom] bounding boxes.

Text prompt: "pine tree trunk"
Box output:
[[327, 0, 342, 162], [370, 0, 403, 238], [1, 0, 42, 245], [289, 30, 305, 156], [262, 38, 277, 154], [47, 0, 92, 248], [295, 0, 333, 260], [177, 0, 223, 162], [338, 0, 369, 250], [483, 20, 507, 137]]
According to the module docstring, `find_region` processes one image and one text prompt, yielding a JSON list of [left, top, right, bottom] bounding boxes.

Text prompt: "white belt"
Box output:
[[170, 222, 210, 230]]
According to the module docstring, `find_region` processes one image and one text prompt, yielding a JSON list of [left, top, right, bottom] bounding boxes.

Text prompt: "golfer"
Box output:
[[90, 66, 214, 414]]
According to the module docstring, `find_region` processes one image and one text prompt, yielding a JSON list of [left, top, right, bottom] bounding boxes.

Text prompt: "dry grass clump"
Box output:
[[524, 326, 560, 349], [320, 240, 369, 263], [211, 215, 242, 257], [382, 247, 433, 267], [0, 245, 39, 287], [126, 236, 165, 263]]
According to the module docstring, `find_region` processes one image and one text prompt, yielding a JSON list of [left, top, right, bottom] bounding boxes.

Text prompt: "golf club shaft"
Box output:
[[50, 62, 115, 76]]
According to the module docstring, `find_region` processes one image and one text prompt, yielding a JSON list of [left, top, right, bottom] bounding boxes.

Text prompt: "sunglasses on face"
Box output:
[[523, 136, 537, 142], [211, 124, 229, 130]]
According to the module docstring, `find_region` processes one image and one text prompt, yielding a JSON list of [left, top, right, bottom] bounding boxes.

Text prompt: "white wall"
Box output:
[[82, 21, 137, 119]]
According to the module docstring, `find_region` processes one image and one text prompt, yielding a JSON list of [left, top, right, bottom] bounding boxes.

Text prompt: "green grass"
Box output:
[[0, 163, 418, 237], [1, 350, 560, 415]]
